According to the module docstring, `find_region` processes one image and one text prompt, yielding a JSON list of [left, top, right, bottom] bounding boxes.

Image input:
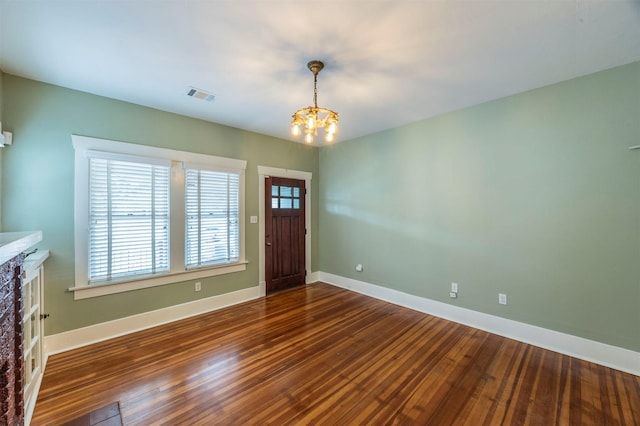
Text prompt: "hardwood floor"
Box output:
[[33, 283, 640, 425]]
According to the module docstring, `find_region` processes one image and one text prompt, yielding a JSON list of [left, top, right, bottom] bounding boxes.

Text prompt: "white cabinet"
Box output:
[[22, 250, 48, 425]]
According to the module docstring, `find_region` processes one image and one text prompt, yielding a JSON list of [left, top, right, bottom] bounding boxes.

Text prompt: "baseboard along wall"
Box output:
[[44, 273, 639, 376], [44, 286, 261, 356], [317, 272, 640, 376]]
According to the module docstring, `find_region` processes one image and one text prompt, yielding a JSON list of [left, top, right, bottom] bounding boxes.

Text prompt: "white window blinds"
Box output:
[[88, 154, 170, 282], [185, 168, 240, 268]]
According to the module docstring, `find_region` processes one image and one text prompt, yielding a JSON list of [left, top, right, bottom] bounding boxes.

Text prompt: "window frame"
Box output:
[[71, 135, 247, 300]]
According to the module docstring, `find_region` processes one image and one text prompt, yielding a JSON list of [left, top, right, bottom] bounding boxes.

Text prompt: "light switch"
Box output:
[[250, 216, 258, 223]]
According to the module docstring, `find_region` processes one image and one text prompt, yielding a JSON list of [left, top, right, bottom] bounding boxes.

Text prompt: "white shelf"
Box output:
[[0, 231, 42, 265]]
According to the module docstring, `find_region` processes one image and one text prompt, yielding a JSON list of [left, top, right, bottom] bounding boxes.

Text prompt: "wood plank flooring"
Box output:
[[32, 282, 640, 425]]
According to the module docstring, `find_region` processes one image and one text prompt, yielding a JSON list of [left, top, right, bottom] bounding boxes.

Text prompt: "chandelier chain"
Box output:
[[313, 73, 318, 108]]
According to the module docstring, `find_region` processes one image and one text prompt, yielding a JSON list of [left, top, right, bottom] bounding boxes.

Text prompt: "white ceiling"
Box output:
[[1, 1, 639, 146]]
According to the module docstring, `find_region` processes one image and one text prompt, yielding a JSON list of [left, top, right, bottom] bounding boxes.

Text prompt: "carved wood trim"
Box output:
[[0, 253, 25, 425]]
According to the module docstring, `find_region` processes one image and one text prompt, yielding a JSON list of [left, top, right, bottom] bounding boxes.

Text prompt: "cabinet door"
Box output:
[[22, 266, 43, 414]]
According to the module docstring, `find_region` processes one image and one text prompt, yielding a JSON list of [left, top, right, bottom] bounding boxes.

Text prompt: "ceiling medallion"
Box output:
[[291, 60, 339, 144]]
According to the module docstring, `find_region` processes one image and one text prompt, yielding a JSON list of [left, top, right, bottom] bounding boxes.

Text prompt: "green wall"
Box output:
[[0, 72, 4, 227], [2, 62, 639, 352], [319, 62, 640, 352], [0, 74, 319, 334], [0, 71, 4, 120]]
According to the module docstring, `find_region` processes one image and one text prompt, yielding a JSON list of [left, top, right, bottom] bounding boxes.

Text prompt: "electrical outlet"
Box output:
[[499, 293, 507, 305], [195, 282, 201, 292], [449, 292, 457, 299], [355, 264, 363, 272], [451, 282, 458, 293]]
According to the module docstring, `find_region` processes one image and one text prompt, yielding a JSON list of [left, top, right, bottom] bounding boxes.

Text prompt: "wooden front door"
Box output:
[[265, 177, 306, 293]]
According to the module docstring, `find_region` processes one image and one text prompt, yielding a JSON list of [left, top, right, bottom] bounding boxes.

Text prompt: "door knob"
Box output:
[[266, 242, 272, 246]]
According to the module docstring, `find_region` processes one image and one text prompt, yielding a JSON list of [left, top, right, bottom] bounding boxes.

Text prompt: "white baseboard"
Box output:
[[317, 272, 640, 376], [307, 271, 321, 284], [43, 274, 640, 376], [45, 286, 261, 356]]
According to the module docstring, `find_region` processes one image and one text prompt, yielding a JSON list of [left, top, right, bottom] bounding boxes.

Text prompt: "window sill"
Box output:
[[69, 261, 248, 300]]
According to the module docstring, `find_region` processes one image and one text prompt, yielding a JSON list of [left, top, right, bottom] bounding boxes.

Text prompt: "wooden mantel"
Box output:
[[0, 232, 42, 266]]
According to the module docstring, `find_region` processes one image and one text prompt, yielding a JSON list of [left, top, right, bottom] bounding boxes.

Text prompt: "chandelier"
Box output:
[[291, 60, 339, 144]]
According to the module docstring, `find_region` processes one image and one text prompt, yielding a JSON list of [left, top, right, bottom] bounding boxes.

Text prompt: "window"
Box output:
[[271, 184, 301, 209], [88, 153, 170, 283], [72, 135, 247, 299], [185, 168, 240, 268]]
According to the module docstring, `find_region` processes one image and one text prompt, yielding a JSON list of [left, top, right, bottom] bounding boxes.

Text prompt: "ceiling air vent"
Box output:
[[186, 87, 215, 102]]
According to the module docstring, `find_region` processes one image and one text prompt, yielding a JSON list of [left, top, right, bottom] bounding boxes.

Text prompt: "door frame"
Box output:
[[258, 166, 312, 297]]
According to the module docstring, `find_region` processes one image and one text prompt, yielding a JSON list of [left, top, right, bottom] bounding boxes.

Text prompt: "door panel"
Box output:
[[265, 177, 305, 293]]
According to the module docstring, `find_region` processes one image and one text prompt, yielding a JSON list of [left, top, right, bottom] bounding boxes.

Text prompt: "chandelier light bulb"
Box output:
[[307, 115, 316, 130], [305, 133, 313, 144], [327, 122, 337, 135], [291, 124, 301, 137], [325, 132, 334, 143]]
